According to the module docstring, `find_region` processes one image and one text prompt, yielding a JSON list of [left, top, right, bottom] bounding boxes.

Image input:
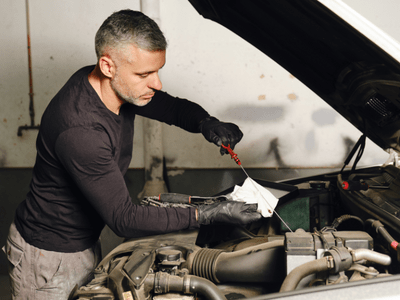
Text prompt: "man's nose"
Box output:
[[149, 72, 162, 91]]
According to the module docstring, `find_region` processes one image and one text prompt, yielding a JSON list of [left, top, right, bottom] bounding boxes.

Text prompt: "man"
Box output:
[[3, 9, 261, 299]]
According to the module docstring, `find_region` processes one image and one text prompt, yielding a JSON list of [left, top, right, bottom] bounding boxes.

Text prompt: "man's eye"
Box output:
[[139, 73, 149, 78]]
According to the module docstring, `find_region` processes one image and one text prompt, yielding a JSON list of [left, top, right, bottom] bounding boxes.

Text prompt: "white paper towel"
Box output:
[[228, 177, 279, 218]]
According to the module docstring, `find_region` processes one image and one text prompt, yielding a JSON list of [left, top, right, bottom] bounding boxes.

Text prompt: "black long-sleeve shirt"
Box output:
[[15, 65, 209, 252]]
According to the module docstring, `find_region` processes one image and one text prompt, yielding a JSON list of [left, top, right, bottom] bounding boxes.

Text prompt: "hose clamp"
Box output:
[[183, 275, 191, 294]]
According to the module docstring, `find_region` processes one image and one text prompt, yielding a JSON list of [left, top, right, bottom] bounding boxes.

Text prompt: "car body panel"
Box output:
[[188, 0, 400, 153]]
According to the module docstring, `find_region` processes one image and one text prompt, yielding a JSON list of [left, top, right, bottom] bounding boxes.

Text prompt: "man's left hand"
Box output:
[[197, 201, 262, 226], [199, 117, 243, 155]]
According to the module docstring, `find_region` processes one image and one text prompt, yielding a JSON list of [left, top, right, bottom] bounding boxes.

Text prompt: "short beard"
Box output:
[[110, 71, 151, 107]]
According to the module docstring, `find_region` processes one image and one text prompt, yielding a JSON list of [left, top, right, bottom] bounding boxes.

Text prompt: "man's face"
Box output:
[[110, 45, 166, 106]]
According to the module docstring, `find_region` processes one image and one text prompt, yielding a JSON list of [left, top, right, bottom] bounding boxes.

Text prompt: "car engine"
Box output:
[[70, 165, 400, 300]]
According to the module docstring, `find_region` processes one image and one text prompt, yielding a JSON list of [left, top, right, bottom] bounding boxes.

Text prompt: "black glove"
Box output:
[[199, 117, 243, 155], [197, 201, 262, 226]]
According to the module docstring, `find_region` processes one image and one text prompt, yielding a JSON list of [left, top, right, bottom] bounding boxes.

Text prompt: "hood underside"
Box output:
[[189, 0, 400, 153]]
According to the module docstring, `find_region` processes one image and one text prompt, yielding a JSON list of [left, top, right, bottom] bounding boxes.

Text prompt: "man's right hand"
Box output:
[[199, 117, 243, 155]]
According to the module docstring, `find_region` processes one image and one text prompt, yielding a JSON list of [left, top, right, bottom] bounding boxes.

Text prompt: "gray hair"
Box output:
[[95, 9, 167, 60]]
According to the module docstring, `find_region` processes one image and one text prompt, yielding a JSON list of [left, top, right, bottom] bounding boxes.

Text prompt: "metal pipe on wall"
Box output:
[[17, 0, 40, 136], [138, 0, 168, 199]]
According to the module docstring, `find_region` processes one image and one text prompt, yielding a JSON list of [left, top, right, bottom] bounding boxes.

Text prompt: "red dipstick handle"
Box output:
[[221, 144, 241, 165]]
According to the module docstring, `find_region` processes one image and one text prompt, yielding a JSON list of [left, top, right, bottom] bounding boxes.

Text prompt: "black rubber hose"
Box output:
[[188, 276, 226, 300], [144, 273, 226, 300], [378, 227, 396, 245], [279, 257, 330, 292], [366, 219, 398, 249]]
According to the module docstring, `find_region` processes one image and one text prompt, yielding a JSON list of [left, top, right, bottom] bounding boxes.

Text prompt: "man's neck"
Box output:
[[88, 65, 123, 115]]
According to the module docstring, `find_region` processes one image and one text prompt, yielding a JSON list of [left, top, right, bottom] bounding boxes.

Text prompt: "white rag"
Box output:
[[228, 177, 279, 218]]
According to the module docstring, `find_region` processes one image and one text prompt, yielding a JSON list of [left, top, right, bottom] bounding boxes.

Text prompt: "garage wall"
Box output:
[[0, 0, 141, 167], [1, 0, 398, 169]]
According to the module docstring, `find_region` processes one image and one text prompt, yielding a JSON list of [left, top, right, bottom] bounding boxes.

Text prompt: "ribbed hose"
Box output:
[[279, 257, 330, 292], [191, 248, 224, 283], [190, 240, 284, 284]]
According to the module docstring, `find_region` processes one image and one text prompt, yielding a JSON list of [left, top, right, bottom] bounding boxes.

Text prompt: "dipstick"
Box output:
[[222, 144, 293, 232]]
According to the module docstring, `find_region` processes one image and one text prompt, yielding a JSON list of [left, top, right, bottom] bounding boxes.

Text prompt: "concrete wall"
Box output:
[[1, 0, 399, 169]]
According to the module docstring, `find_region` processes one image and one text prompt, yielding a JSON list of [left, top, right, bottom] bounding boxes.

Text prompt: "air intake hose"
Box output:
[[188, 239, 285, 283]]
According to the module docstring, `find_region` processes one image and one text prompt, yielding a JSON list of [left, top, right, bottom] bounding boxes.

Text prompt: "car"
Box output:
[[70, 1, 400, 299]]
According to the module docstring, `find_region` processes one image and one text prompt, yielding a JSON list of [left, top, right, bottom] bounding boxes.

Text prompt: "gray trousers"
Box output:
[[2, 222, 101, 300]]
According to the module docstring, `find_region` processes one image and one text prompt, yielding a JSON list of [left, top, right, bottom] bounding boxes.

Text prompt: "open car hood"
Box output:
[[188, 0, 400, 153]]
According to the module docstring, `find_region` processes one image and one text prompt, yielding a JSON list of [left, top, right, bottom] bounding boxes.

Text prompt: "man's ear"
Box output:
[[98, 56, 115, 79]]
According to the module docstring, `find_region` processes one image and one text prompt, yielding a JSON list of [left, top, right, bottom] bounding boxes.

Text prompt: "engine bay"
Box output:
[[70, 164, 400, 300]]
